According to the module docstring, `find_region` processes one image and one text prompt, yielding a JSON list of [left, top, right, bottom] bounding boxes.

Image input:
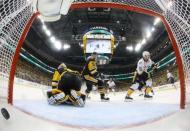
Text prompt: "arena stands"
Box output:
[[15, 58, 52, 86]]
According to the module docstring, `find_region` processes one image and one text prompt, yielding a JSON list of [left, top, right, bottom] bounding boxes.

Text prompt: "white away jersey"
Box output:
[[167, 72, 174, 79], [107, 81, 116, 88], [136, 58, 154, 75]]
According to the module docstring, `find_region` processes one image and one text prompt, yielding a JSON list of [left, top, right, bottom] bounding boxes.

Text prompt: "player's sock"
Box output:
[[127, 88, 134, 97], [145, 87, 151, 95], [144, 87, 153, 98]]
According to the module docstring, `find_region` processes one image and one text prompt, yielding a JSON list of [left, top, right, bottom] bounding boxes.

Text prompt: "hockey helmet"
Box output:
[[142, 51, 150, 61], [58, 63, 67, 70]]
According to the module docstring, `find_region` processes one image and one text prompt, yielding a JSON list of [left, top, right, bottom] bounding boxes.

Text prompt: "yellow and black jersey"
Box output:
[[52, 70, 61, 88], [51, 68, 78, 88], [82, 56, 98, 76]]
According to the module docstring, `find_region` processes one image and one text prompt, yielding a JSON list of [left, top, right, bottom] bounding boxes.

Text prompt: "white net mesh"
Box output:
[[163, 0, 190, 103], [0, 0, 189, 105], [0, 0, 33, 101]]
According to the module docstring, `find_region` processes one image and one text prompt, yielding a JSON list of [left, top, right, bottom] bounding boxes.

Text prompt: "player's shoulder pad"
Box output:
[[87, 56, 95, 61], [138, 58, 144, 64]]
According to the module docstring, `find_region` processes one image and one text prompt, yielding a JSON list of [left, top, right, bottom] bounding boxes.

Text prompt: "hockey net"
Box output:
[[0, 0, 34, 101], [0, 0, 190, 108]]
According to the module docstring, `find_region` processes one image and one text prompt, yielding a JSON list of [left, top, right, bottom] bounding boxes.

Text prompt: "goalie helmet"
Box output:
[[58, 63, 67, 70], [142, 51, 150, 61]]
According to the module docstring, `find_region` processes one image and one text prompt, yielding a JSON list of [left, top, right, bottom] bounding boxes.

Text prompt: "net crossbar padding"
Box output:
[[0, 0, 190, 109]]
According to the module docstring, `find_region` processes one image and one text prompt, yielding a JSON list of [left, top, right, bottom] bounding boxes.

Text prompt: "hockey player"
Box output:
[[107, 78, 116, 95], [47, 63, 86, 107], [167, 70, 176, 88], [51, 63, 79, 89], [82, 52, 109, 101], [125, 51, 157, 100]]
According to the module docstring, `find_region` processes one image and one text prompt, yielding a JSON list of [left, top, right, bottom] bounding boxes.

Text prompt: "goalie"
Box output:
[[47, 63, 86, 107], [125, 51, 157, 100]]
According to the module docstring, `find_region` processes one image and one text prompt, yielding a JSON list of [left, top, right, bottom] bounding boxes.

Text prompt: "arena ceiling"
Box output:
[[23, 7, 173, 74]]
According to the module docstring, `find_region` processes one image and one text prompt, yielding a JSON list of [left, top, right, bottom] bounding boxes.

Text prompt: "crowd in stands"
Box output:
[[15, 58, 51, 86], [152, 64, 178, 87], [15, 58, 178, 90]]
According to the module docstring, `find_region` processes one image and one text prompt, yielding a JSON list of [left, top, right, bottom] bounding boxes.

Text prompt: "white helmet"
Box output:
[[142, 51, 150, 61], [58, 63, 67, 70]]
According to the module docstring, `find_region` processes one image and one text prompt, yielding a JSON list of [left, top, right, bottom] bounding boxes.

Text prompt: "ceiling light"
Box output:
[[135, 43, 141, 52], [78, 19, 82, 23], [146, 31, 151, 38], [55, 41, 62, 50], [50, 36, 56, 43], [141, 39, 146, 45], [154, 17, 161, 26], [42, 25, 47, 30], [151, 27, 155, 32], [63, 44, 70, 50], [126, 46, 133, 51], [45, 30, 51, 36]]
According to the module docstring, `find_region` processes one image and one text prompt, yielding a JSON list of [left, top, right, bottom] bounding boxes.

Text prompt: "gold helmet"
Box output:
[[58, 63, 67, 70]]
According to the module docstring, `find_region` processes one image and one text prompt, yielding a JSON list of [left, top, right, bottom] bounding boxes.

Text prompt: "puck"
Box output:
[[1, 108, 10, 120]]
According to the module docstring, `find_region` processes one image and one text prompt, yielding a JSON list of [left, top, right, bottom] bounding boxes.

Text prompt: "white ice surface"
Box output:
[[1, 82, 190, 131], [13, 84, 180, 128]]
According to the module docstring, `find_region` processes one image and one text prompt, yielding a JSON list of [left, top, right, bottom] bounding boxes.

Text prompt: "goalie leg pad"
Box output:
[[70, 90, 85, 107], [47, 92, 66, 105]]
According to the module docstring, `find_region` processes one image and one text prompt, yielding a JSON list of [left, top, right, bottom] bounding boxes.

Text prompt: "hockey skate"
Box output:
[[139, 92, 144, 96], [125, 95, 133, 102], [101, 97, 110, 102], [144, 94, 153, 100], [100, 94, 110, 102]]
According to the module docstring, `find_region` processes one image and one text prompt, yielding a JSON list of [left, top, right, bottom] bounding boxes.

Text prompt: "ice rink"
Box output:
[[0, 80, 190, 131]]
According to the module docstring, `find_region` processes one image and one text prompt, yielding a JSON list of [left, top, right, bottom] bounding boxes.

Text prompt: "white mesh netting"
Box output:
[[0, 0, 190, 105], [163, 0, 190, 103], [0, 0, 33, 101]]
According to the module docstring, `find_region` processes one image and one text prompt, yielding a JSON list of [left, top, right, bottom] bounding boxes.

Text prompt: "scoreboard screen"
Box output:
[[86, 39, 112, 54]]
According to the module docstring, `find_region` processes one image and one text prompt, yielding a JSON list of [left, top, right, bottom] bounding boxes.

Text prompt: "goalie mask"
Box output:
[[142, 51, 150, 61]]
